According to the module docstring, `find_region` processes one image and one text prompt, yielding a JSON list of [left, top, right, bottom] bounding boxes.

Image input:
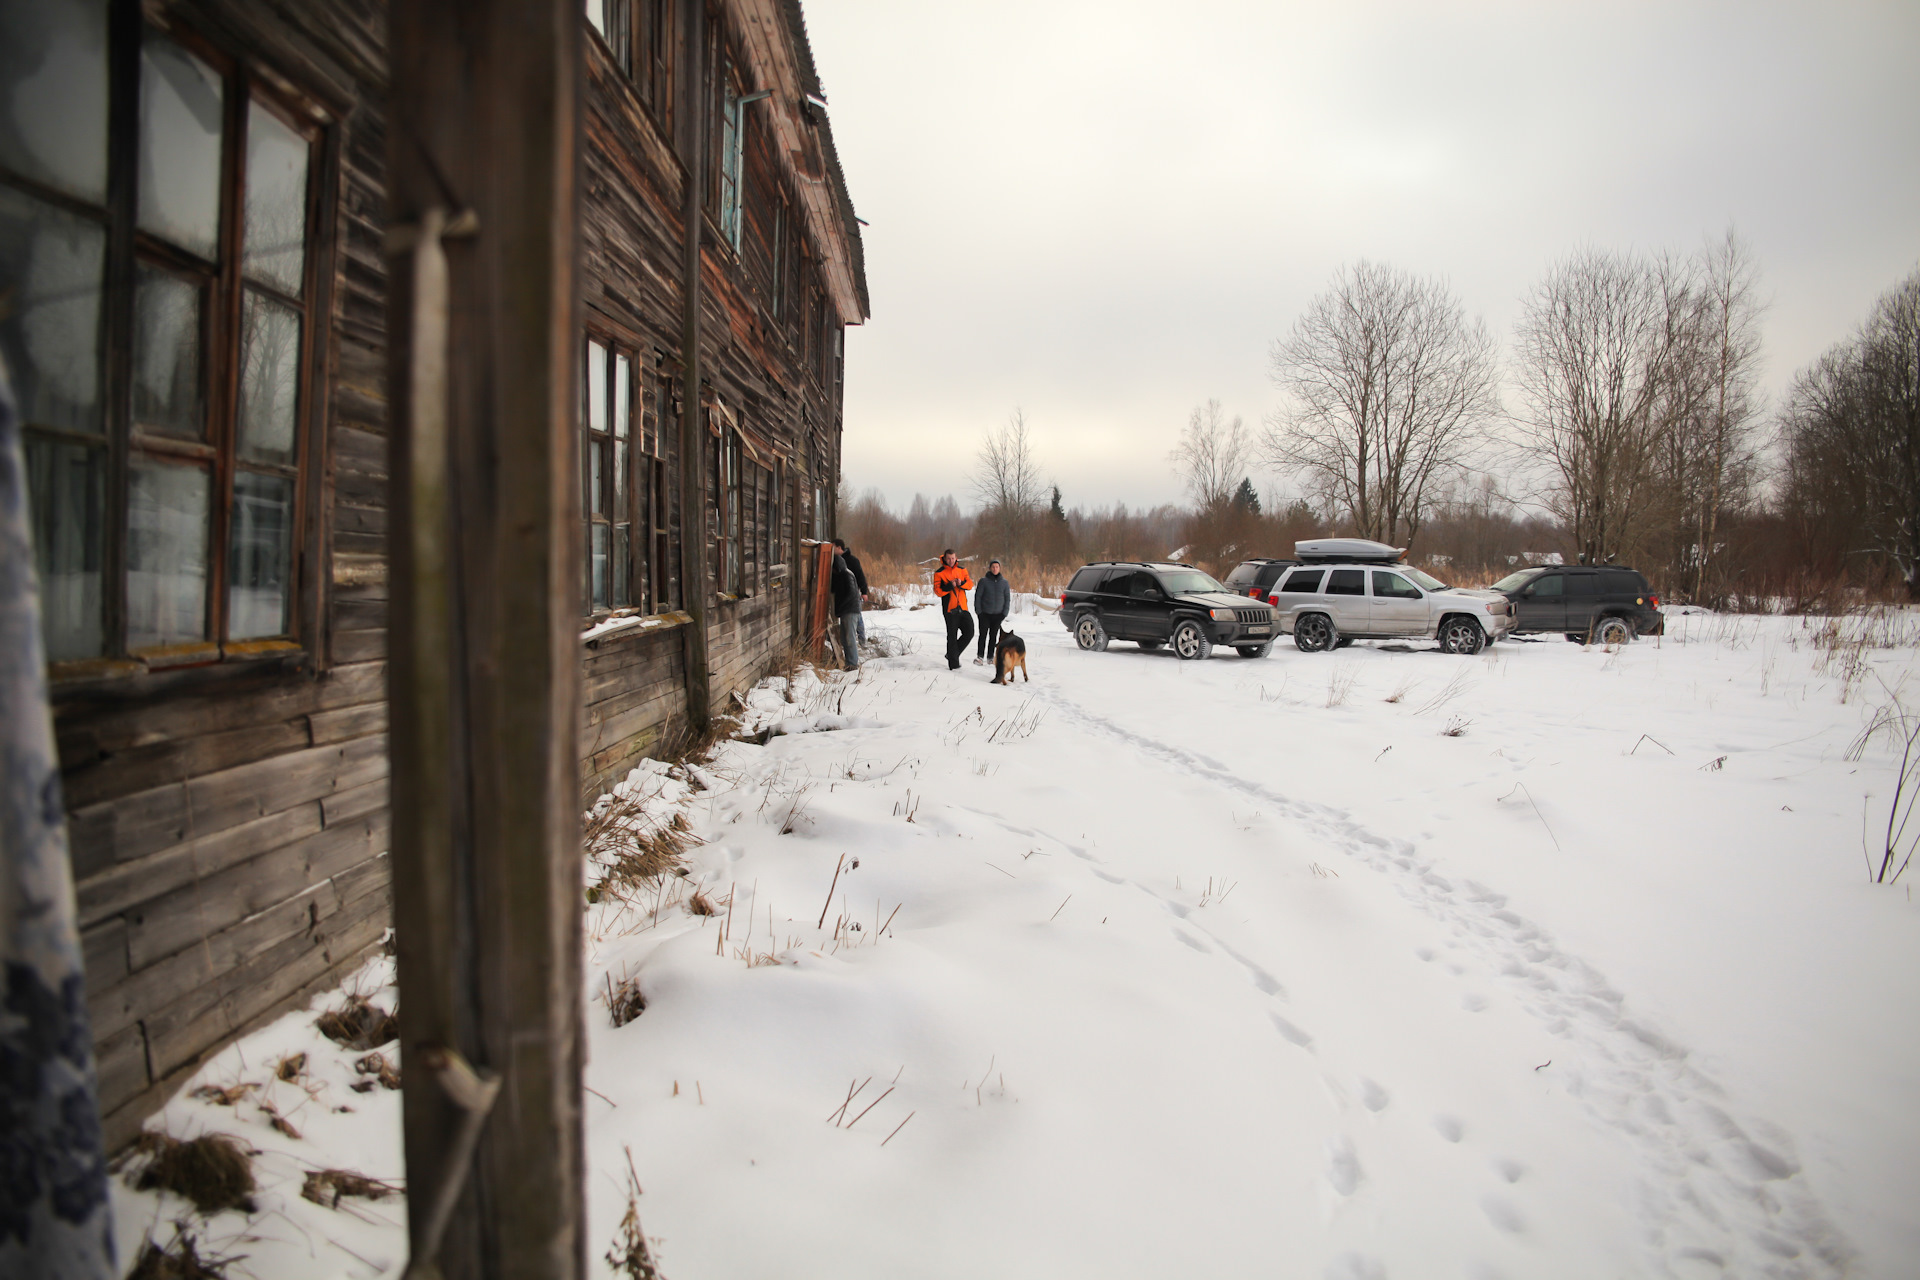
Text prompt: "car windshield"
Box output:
[[1492, 568, 1544, 592], [1157, 569, 1227, 595], [1404, 567, 1449, 591]]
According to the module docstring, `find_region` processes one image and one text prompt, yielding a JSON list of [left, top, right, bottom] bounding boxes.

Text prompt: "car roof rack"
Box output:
[[1294, 538, 1404, 565]]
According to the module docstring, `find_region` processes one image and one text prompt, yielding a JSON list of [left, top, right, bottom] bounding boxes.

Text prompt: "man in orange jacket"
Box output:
[[933, 549, 974, 670]]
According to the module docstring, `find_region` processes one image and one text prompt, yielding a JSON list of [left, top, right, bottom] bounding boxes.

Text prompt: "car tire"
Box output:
[[1171, 619, 1212, 661], [1137, 640, 1162, 651], [1075, 613, 1109, 652], [1437, 616, 1485, 655], [1236, 639, 1274, 658], [1334, 637, 1355, 649], [1592, 616, 1634, 646], [1294, 613, 1336, 653]]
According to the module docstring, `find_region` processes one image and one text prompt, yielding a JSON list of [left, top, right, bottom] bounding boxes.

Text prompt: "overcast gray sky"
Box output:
[[803, 0, 1920, 513]]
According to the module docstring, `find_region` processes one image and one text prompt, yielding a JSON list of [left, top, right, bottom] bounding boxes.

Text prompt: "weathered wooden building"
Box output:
[[2, 0, 865, 1147]]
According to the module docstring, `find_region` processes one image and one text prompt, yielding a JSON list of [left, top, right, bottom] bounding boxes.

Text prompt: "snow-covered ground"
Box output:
[[113, 602, 1920, 1279]]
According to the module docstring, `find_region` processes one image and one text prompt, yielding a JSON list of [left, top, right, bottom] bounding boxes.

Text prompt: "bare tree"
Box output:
[[1780, 268, 1920, 593], [1512, 247, 1692, 566], [1171, 399, 1253, 514], [1265, 262, 1501, 548], [970, 409, 1046, 557], [1682, 230, 1767, 599]]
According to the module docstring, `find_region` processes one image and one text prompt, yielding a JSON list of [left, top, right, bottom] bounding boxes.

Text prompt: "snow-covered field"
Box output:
[[113, 601, 1920, 1279]]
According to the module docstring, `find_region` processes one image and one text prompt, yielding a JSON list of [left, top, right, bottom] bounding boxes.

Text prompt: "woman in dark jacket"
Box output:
[[831, 551, 863, 669], [973, 559, 1011, 665]]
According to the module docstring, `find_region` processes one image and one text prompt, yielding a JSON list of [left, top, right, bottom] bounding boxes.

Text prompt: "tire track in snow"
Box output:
[[1036, 683, 1853, 1280]]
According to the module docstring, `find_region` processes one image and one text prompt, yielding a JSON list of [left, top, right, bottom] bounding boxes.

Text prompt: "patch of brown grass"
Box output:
[[604, 971, 647, 1028], [300, 1168, 400, 1209], [352, 1052, 402, 1092], [316, 995, 398, 1051], [127, 1229, 234, 1279], [125, 1131, 257, 1215], [586, 796, 694, 899]]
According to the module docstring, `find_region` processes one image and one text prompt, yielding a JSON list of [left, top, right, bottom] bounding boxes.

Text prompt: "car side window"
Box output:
[[1567, 573, 1603, 597], [1601, 569, 1643, 595], [1530, 574, 1564, 597], [1372, 571, 1420, 599], [1256, 563, 1290, 589], [1069, 567, 1104, 593], [1326, 569, 1365, 596], [1280, 569, 1323, 594], [1093, 569, 1128, 595], [1129, 573, 1161, 600]]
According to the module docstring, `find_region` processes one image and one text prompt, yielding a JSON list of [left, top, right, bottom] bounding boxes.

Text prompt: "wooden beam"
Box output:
[[386, 1, 585, 1276], [676, 0, 712, 730]]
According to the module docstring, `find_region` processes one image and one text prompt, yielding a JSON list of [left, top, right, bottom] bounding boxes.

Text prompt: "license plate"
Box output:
[[1245, 625, 1270, 635]]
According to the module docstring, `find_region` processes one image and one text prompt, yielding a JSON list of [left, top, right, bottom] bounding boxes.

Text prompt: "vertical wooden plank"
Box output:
[[676, 0, 711, 730], [386, 1, 585, 1276]]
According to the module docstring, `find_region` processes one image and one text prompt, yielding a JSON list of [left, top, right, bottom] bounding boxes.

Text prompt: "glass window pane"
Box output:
[[590, 440, 604, 515], [613, 354, 630, 438], [138, 34, 224, 260], [590, 522, 608, 611], [127, 459, 209, 651], [584, 0, 606, 37], [243, 99, 307, 295], [228, 471, 292, 639], [0, 0, 110, 203], [0, 185, 104, 433], [237, 288, 301, 463], [587, 340, 607, 433], [23, 434, 104, 659], [614, 439, 627, 508], [612, 525, 629, 609], [133, 264, 204, 438]]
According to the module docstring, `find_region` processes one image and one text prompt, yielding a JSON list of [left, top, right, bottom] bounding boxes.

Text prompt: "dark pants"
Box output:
[[976, 612, 1006, 660], [943, 609, 974, 669]]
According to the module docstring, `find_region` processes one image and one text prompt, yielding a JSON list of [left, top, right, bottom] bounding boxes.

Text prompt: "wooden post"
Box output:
[[386, 1, 584, 1277], [676, 0, 712, 730]]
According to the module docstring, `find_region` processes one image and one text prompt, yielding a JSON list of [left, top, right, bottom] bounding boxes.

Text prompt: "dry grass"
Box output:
[[352, 1052, 401, 1092], [604, 970, 648, 1027], [127, 1230, 234, 1279], [124, 1131, 257, 1215], [300, 1168, 400, 1210], [585, 798, 695, 902], [315, 995, 398, 1052], [606, 1148, 664, 1278]]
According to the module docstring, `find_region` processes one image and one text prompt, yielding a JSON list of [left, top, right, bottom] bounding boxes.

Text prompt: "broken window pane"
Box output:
[[228, 470, 292, 639], [590, 521, 609, 611], [127, 458, 209, 650], [237, 287, 301, 463], [0, 184, 105, 433], [24, 434, 104, 660], [0, 0, 110, 203], [243, 99, 307, 296], [138, 33, 224, 260], [133, 263, 204, 438]]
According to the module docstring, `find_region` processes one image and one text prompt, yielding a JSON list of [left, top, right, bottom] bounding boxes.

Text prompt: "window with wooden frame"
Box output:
[[581, 336, 630, 613], [585, 0, 672, 125], [637, 357, 671, 613], [4, 3, 325, 671], [584, 0, 632, 75], [715, 62, 745, 254]]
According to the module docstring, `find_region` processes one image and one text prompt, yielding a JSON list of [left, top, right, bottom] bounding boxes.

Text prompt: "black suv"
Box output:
[[1223, 557, 1298, 600], [1059, 562, 1277, 660], [1490, 566, 1664, 642]]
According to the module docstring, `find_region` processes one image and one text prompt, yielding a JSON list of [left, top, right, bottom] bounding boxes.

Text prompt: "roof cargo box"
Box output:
[[1294, 538, 1404, 564]]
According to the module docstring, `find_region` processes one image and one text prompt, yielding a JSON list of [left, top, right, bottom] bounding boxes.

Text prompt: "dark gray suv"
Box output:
[[1491, 566, 1663, 642], [1059, 562, 1277, 660]]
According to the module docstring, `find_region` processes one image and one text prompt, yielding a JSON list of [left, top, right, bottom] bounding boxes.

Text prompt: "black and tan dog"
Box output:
[[992, 629, 1028, 685]]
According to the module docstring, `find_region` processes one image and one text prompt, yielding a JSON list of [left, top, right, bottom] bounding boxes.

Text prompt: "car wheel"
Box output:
[[1437, 616, 1485, 655], [1592, 616, 1634, 646], [1294, 613, 1336, 653], [1171, 619, 1212, 661], [1137, 640, 1162, 651], [1236, 639, 1274, 658], [1334, 637, 1355, 649], [1075, 613, 1109, 652]]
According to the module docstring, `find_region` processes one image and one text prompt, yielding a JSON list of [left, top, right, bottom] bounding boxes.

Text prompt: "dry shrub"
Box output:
[[687, 890, 716, 916], [300, 1168, 399, 1209], [189, 1083, 256, 1108], [126, 1131, 257, 1215], [273, 1053, 306, 1083], [605, 1151, 663, 1278], [353, 1052, 402, 1091], [316, 995, 398, 1051], [604, 971, 647, 1027], [127, 1230, 233, 1280]]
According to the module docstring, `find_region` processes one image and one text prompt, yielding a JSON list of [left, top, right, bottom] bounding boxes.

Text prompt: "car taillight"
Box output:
[[1267, 592, 1279, 606], [1248, 588, 1262, 598], [1650, 594, 1660, 609], [1058, 592, 1066, 606]]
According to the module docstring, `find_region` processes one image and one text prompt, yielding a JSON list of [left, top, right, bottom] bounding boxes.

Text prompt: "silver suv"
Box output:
[[1267, 540, 1512, 654]]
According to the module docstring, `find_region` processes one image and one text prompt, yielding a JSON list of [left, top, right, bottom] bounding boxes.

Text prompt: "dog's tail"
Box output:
[[993, 645, 1008, 685]]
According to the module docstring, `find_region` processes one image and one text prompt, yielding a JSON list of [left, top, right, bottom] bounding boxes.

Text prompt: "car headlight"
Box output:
[[1209, 608, 1229, 620]]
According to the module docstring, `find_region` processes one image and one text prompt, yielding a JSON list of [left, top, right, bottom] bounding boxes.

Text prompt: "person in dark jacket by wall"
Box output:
[[974, 559, 1011, 665], [932, 549, 973, 671], [833, 538, 868, 642], [831, 549, 863, 670]]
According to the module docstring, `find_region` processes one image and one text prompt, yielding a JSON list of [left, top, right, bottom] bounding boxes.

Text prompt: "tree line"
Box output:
[[844, 234, 1920, 604]]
